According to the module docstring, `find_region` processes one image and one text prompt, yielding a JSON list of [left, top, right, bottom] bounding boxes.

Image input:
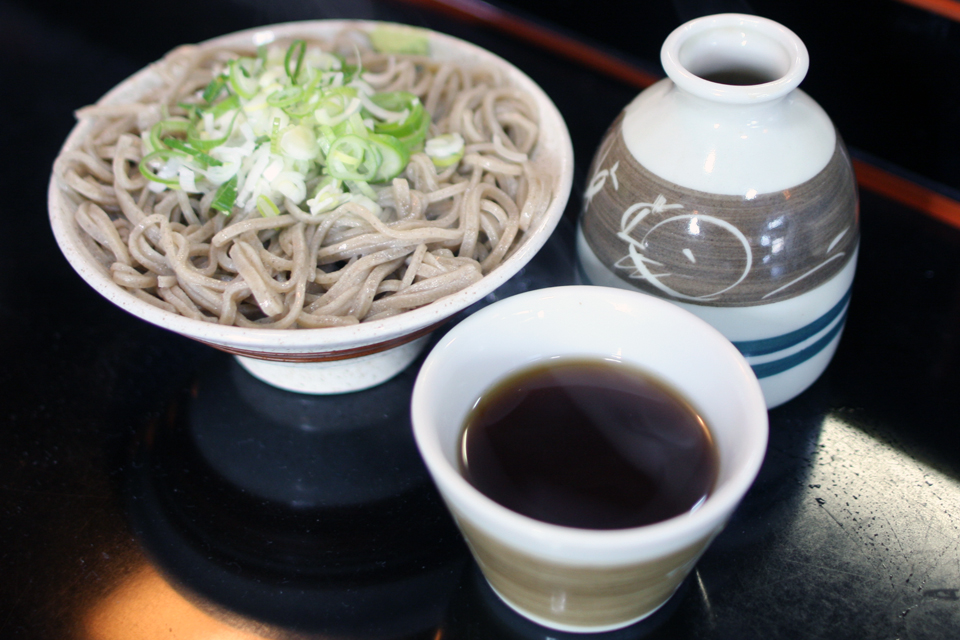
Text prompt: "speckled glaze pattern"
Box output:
[[454, 512, 713, 630], [581, 112, 859, 306]]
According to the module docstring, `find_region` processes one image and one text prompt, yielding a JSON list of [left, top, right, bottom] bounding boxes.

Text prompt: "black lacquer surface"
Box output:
[[2, 1, 959, 639]]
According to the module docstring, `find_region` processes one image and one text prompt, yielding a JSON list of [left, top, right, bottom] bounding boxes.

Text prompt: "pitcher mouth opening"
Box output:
[[661, 13, 809, 104]]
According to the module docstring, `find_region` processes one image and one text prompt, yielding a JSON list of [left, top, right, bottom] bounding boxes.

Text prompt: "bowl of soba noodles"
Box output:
[[49, 21, 573, 394]]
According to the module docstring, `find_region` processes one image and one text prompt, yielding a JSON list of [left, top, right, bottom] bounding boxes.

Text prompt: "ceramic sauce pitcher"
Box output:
[[577, 13, 859, 408]]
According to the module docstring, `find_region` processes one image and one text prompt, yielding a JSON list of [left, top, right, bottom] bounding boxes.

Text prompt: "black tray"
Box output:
[[2, 1, 959, 638]]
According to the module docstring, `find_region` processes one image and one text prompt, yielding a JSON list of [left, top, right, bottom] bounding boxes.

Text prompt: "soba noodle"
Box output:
[[54, 29, 552, 329]]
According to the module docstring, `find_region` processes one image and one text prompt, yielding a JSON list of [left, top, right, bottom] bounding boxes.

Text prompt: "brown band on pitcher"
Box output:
[[581, 112, 859, 307]]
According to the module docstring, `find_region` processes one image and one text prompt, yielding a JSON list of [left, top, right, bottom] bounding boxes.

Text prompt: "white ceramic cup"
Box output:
[[411, 285, 768, 632]]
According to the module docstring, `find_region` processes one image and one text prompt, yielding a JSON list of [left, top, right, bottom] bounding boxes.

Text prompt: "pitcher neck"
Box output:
[[661, 13, 809, 106]]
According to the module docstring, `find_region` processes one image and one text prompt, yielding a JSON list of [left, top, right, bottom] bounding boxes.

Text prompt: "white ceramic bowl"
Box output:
[[411, 285, 768, 632], [48, 20, 574, 394]]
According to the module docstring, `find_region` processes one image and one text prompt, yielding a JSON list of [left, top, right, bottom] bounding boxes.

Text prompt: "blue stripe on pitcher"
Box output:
[[733, 288, 853, 357], [577, 260, 852, 380], [733, 287, 852, 379]]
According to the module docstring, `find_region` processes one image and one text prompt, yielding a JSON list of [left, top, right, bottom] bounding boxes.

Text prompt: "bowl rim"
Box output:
[[48, 19, 574, 353]]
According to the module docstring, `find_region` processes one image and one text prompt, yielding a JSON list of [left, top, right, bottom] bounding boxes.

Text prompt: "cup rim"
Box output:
[[411, 285, 768, 562], [660, 13, 809, 105]]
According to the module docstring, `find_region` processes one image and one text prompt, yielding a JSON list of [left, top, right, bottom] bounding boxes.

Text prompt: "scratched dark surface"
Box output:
[[1, 0, 959, 638]]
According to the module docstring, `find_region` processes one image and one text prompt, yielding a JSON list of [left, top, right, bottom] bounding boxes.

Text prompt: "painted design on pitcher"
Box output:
[[579, 112, 859, 307], [607, 192, 853, 303], [613, 195, 755, 302], [584, 127, 620, 205], [585, 160, 620, 204]]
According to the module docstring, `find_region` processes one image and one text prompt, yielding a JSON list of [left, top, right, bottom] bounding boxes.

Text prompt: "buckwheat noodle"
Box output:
[[54, 30, 552, 329]]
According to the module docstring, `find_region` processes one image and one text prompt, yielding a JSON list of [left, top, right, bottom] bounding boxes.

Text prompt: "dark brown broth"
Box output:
[[459, 359, 718, 529], [699, 69, 776, 85]]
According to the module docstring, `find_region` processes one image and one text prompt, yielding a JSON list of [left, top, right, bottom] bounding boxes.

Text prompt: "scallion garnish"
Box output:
[[270, 117, 282, 155], [210, 175, 238, 215], [202, 75, 227, 103], [162, 138, 223, 167], [257, 194, 281, 217], [149, 119, 189, 152], [139, 150, 183, 186], [284, 39, 307, 84], [139, 38, 439, 212]]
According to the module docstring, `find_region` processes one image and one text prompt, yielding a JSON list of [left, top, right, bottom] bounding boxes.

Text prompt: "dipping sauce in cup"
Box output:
[[411, 285, 768, 633], [460, 358, 719, 530]]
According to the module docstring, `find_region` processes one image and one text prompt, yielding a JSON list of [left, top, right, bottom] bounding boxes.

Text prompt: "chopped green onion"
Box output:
[[138, 150, 182, 186], [279, 125, 319, 161], [369, 26, 430, 55], [345, 179, 377, 201], [317, 124, 337, 158], [177, 102, 202, 121], [186, 111, 238, 151], [266, 86, 304, 109], [228, 58, 259, 99], [314, 88, 361, 126], [202, 75, 228, 103], [282, 90, 321, 118], [162, 138, 223, 167], [257, 194, 281, 217], [325, 135, 382, 182], [149, 119, 189, 153], [341, 112, 368, 138], [274, 74, 323, 117], [208, 94, 239, 119], [367, 133, 410, 182], [339, 63, 361, 85], [368, 92, 430, 152], [425, 133, 465, 169], [137, 38, 430, 215], [270, 117, 282, 154], [210, 175, 238, 214], [284, 39, 307, 84]]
